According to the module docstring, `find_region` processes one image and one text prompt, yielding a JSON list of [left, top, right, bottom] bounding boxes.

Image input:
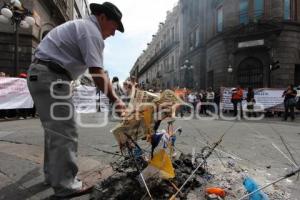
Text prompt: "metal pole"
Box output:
[[268, 70, 271, 88], [189, 69, 194, 90], [14, 23, 19, 76], [238, 167, 300, 200], [185, 68, 187, 88]]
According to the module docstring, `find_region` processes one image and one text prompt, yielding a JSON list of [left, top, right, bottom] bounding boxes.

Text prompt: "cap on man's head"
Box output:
[[90, 2, 124, 32]]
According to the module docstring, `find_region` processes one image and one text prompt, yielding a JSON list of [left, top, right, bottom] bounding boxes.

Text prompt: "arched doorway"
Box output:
[[237, 57, 263, 88]]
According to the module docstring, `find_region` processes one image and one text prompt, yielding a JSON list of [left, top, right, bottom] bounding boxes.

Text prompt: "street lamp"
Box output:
[[227, 64, 233, 87], [0, 1, 35, 76], [180, 59, 194, 89], [227, 64, 233, 73]]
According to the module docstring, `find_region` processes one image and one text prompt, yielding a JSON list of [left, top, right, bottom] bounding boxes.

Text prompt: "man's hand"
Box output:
[[113, 99, 126, 117]]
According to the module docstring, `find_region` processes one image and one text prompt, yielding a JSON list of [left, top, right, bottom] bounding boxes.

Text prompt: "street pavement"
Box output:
[[0, 113, 299, 199]]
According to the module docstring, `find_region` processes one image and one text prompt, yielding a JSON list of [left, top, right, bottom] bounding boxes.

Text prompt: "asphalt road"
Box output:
[[0, 114, 299, 199]]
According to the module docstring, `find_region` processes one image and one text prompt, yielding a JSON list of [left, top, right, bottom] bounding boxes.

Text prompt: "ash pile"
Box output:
[[90, 151, 292, 200], [92, 153, 210, 200]]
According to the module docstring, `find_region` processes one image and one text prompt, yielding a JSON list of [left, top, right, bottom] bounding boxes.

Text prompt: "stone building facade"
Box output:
[[0, 0, 89, 76], [132, 0, 300, 90], [131, 5, 180, 90]]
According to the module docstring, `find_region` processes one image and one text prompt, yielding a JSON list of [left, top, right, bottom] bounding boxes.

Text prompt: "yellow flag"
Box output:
[[149, 149, 175, 179]]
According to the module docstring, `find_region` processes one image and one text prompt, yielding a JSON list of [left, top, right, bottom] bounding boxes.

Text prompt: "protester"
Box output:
[[112, 76, 124, 98], [129, 75, 138, 88], [206, 87, 215, 113], [231, 86, 243, 118], [214, 89, 221, 115], [0, 72, 7, 119], [282, 84, 297, 121], [27, 2, 125, 198], [187, 92, 196, 113], [178, 93, 185, 118], [0, 71, 6, 77], [199, 90, 207, 115], [246, 87, 256, 117], [122, 80, 137, 106]]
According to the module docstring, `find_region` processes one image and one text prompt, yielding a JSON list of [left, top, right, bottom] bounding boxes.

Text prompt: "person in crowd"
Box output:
[[231, 85, 244, 119], [206, 87, 215, 113], [199, 90, 207, 115], [246, 87, 256, 117], [129, 75, 138, 88], [187, 92, 196, 113], [282, 84, 297, 121], [122, 80, 135, 106], [26, 2, 125, 198], [112, 76, 124, 98], [0, 72, 7, 119], [214, 89, 221, 115], [0, 71, 6, 77]]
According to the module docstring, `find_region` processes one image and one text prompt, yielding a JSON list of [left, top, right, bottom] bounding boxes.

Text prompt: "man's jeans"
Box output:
[[27, 63, 81, 196]]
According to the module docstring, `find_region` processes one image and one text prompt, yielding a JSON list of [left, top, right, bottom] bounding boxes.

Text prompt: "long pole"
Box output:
[[268, 71, 270, 87], [170, 132, 227, 200], [14, 23, 19, 76], [238, 167, 300, 200]]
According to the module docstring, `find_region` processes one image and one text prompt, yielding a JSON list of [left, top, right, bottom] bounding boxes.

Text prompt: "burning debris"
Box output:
[[90, 150, 295, 200], [89, 89, 298, 200], [92, 153, 209, 200]]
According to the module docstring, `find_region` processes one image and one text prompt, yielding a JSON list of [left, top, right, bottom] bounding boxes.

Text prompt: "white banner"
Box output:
[[221, 87, 285, 111], [0, 78, 110, 113], [72, 87, 110, 113], [0, 77, 34, 109], [98, 91, 110, 112], [72, 85, 97, 113]]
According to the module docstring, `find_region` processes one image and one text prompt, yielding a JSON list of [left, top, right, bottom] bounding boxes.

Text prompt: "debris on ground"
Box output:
[[91, 89, 295, 199], [91, 152, 292, 200], [92, 153, 207, 200]]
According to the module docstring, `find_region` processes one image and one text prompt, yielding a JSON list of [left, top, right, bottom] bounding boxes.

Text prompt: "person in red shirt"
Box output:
[[231, 85, 244, 118]]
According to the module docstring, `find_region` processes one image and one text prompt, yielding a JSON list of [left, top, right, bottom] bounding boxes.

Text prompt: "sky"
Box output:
[[89, 0, 179, 83]]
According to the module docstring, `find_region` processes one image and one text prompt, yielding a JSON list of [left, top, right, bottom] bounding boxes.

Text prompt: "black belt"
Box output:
[[33, 58, 72, 80]]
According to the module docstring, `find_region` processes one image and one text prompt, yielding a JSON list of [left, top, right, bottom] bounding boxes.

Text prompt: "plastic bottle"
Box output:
[[243, 177, 269, 200]]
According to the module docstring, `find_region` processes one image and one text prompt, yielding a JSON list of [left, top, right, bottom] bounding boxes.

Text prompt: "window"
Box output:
[[171, 55, 174, 70], [195, 27, 200, 46], [189, 32, 194, 50], [217, 6, 223, 32], [240, 0, 249, 24], [284, 0, 291, 20], [164, 59, 168, 72], [171, 27, 175, 42], [254, 0, 264, 19], [167, 29, 170, 45]]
